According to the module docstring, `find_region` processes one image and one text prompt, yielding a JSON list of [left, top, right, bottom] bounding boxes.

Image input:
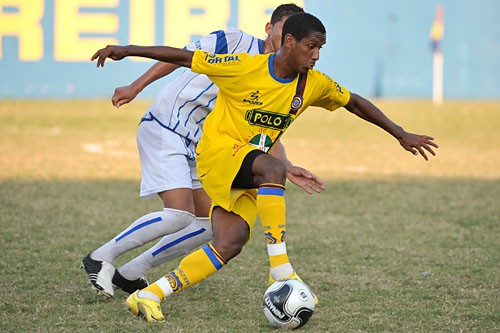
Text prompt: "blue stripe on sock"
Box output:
[[257, 187, 284, 196], [202, 244, 223, 270], [115, 216, 162, 242], [151, 228, 206, 257]]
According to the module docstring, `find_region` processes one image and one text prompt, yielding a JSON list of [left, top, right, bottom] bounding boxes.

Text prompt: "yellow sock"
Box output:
[[143, 243, 226, 301], [257, 183, 293, 279]]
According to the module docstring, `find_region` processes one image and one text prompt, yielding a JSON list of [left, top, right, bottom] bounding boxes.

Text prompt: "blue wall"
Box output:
[[1, 0, 499, 99]]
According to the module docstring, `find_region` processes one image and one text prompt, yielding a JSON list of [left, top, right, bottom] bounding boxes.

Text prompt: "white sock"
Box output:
[[92, 208, 195, 263], [138, 276, 173, 302], [118, 217, 212, 280], [271, 263, 294, 281], [268, 243, 294, 280]]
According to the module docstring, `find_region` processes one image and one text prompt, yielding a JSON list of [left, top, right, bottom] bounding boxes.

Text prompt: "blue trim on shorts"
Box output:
[[202, 244, 223, 270], [115, 216, 162, 242], [257, 187, 285, 196]]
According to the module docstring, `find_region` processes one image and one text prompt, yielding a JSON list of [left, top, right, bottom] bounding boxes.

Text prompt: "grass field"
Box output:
[[0, 100, 499, 332]]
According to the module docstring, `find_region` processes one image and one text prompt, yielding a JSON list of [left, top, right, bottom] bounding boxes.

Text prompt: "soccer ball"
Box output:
[[262, 279, 315, 329]]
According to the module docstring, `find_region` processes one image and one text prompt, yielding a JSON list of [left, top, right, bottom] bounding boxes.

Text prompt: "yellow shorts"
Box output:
[[208, 189, 258, 236], [197, 136, 259, 229]]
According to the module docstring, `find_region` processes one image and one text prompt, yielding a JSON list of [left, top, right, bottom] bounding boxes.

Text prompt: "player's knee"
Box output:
[[212, 225, 249, 261], [216, 241, 244, 261], [264, 159, 287, 185], [160, 208, 195, 234], [253, 154, 287, 186]]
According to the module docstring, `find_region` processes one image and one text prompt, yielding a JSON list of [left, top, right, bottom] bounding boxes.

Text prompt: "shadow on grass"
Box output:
[[0, 178, 498, 332]]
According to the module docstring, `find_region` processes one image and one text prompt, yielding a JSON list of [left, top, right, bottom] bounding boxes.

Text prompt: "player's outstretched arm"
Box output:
[[344, 93, 439, 160], [270, 140, 325, 194], [112, 62, 180, 107], [91, 45, 194, 69]]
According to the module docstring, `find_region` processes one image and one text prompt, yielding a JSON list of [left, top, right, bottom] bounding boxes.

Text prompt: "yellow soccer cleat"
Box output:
[[269, 271, 319, 305], [125, 291, 165, 322]]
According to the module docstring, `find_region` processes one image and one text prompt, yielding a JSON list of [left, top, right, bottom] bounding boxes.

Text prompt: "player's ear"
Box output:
[[265, 22, 273, 36], [284, 33, 295, 47]]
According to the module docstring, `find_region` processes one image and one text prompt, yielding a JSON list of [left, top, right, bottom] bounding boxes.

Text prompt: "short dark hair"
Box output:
[[281, 12, 326, 44], [270, 3, 304, 24]]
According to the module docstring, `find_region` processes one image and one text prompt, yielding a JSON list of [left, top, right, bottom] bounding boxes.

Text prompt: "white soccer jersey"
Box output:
[[142, 28, 264, 154]]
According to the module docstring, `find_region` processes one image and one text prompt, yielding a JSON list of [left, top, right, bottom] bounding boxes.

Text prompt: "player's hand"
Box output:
[[91, 45, 128, 67], [398, 132, 439, 161], [286, 166, 325, 194], [112, 85, 139, 108]]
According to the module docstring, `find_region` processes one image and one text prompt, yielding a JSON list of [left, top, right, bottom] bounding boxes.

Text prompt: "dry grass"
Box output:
[[0, 100, 499, 332]]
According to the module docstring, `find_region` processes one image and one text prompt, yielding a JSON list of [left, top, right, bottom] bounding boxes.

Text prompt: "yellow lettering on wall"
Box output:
[[238, 0, 304, 39], [54, 0, 118, 61], [165, 0, 229, 47], [129, 0, 155, 62], [0, 0, 44, 60]]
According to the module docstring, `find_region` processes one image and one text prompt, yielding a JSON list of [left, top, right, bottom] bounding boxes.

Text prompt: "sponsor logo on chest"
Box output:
[[245, 109, 293, 131]]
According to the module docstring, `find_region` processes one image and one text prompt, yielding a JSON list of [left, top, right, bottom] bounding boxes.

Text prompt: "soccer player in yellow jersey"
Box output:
[[92, 12, 438, 322]]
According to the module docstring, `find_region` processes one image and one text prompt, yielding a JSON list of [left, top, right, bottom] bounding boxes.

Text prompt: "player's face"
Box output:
[[290, 32, 326, 74], [267, 17, 288, 51]]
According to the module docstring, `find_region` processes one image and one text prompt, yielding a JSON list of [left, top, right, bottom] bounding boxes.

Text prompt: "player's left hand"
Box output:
[[286, 166, 325, 194], [398, 132, 439, 161], [91, 45, 128, 67]]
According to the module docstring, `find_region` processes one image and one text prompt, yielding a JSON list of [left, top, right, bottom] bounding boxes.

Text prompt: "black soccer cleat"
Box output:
[[81, 253, 115, 298], [112, 269, 149, 294]]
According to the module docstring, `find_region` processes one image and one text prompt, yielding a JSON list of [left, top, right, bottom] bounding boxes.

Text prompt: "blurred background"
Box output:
[[1, 0, 499, 100]]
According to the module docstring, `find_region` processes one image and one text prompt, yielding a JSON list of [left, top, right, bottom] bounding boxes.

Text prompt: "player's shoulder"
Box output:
[[308, 69, 337, 85], [307, 69, 349, 96], [212, 27, 260, 53], [210, 27, 248, 40]]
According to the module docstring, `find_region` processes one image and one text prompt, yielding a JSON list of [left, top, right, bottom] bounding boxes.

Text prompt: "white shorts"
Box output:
[[137, 118, 201, 198]]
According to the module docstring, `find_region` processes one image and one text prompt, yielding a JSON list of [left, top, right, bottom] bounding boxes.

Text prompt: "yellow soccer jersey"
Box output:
[[191, 49, 350, 153], [190, 49, 350, 213]]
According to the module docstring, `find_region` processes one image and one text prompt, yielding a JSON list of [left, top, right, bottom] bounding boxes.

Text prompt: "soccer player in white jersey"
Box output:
[[81, 4, 322, 299]]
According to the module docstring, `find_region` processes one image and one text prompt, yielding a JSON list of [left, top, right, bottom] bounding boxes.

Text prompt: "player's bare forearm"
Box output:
[[134, 62, 180, 91], [344, 93, 405, 139], [112, 62, 180, 107], [344, 93, 439, 160], [269, 140, 293, 168], [92, 45, 193, 68]]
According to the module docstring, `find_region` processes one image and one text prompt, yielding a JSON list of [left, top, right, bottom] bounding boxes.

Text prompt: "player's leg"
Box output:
[[126, 207, 249, 322], [82, 191, 196, 298], [113, 161, 214, 293], [82, 120, 197, 297], [115, 216, 213, 287], [238, 151, 294, 280], [251, 152, 319, 303]]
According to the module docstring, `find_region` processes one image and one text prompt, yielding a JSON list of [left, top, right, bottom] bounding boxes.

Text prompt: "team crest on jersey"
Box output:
[[245, 109, 294, 130], [290, 96, 303, 112], [249, 134, 273, 152]]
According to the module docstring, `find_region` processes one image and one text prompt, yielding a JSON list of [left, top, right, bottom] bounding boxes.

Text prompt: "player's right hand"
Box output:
[[112, 85, 138, 108], [91, 45, 128, 67]]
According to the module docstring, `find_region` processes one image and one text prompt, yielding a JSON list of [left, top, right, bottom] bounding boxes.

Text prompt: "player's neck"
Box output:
[[272, 50, 298, 79], [263, 38, 275, 54]]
